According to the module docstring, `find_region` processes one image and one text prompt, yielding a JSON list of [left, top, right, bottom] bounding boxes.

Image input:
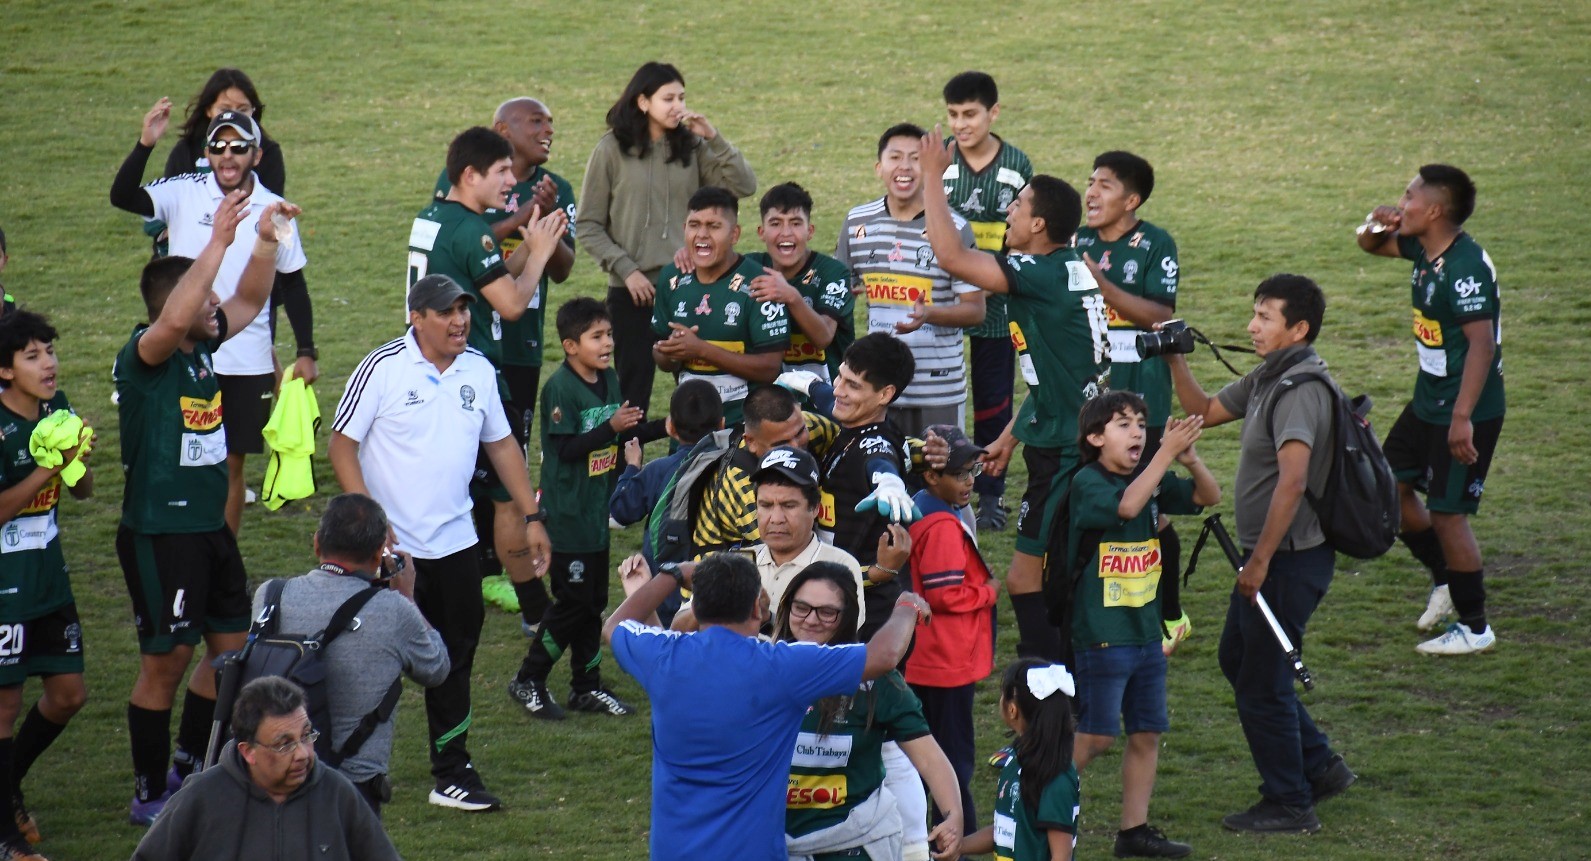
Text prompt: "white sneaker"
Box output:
[[1417, 584, 1454, 631], [1416, 622, 1496, 655]]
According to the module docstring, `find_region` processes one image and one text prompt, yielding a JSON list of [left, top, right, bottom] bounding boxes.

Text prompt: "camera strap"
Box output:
[[1186, 327, 1256, 376]]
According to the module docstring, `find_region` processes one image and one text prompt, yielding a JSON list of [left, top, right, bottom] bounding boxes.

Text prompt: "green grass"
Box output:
[[2, 0, 1589, 857]]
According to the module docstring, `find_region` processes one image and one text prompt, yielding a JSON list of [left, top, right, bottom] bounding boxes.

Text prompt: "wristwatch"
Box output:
[[296, 347, 318, 360], [523, 511, 546, 525], [658, 562, 685, 585]]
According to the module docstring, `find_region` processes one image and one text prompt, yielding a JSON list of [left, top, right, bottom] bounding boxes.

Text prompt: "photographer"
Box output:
[[1162, 275, 1355, 834], [253, 493, 448, 815]]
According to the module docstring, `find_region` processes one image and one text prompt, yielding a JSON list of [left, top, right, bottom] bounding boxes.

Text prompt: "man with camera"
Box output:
[[250, 493, 448, 815], [1163, 275, 1355, 834]]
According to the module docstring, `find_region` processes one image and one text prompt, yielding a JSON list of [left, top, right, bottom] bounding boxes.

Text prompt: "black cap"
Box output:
[[752, 446, 820, 488], [407, 274, 474, 313], [206, 111, 260, 145], [927, 424, 985, 472]]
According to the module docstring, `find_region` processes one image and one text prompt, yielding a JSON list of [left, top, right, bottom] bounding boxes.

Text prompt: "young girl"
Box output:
[[963, 658, 1081, 861]]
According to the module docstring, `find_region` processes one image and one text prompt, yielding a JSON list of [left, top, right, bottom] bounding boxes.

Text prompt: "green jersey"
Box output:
[[538, 362, 622, 553], [0, 392, 75, 621], [1397, 233, 1505, 423], [942, 138, 1033, 339], [115, 325, 229, 533], [408, 199, 509, 368], [784, 670, 931, 838], [433, 167, 577, 367], [652, 255, 791, 425], [746, 250, 854, 381], [1002, 249, 1111, 449], [992, 756, 1080, 861], [1074, 221, 1180, 425], [1069, 464, 1202, 647]]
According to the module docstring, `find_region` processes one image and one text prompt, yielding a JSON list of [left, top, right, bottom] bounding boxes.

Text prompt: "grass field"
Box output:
[[3, 0, 1590, 858]]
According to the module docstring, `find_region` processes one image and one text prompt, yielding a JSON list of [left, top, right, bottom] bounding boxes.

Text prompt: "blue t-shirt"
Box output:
[[612, 623, 868, 861]]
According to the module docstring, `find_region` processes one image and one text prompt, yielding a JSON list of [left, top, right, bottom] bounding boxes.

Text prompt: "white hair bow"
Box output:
[[1027, 664, 1075, 700]]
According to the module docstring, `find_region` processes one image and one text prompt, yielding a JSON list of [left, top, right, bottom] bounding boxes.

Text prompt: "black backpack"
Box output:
[[1265, 368, 1399, 559], [205, 579, 403, 769], [1040, 462, 1110, 666], [648, 428, 739, 565]]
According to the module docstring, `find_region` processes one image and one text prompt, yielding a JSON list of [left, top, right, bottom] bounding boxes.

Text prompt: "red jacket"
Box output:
[[904, 494, 997, 688]]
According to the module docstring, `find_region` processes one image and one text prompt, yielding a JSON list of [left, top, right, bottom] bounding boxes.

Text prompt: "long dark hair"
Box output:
[[776, 562, 864, 734], [1001, 658, 1077, 815], [178, 68, 269, 145], [606, 61, 697, 166]]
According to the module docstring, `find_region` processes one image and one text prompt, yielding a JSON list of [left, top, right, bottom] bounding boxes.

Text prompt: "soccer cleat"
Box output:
[[1162, 612, 1193, 656], [1416, 622, 1495, 655], [1113, 823, 1192, 858], [427, 781, 502, 813], [568, 688, 635, 717], [128, 792, 170, 827], [165, 765, 186, 797], [1309, 754, 1357, 803], [0, 836, 45, 861], [1221, 799, 1320, 834], [508, 678, 565, 720], [480, 575, 520, 613], [975, 495, 1009, 532], [11, 794, 38, 845], [1416, 584, 1454, 631]]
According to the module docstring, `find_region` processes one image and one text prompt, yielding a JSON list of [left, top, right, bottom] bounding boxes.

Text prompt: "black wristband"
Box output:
[[523, 511, 546, 524], [296, 347, 318, 360]]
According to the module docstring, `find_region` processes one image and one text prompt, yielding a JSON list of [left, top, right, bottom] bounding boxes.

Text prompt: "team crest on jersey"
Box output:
[[551, 406, 563, 424], [725, 301, 742, 325], [1122, 260, 1139, 284], [568, 560, 585, 583], [480, 234, 495, 253], [915, 245, 935, 269], [998, 187, 1014, 210], [459, 385, 476, 411], [695, 294, 712, 316]]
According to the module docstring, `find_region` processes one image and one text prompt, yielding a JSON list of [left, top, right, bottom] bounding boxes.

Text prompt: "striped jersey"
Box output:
[[942, 138, 1033, 339], [835, 199, 979, 409]]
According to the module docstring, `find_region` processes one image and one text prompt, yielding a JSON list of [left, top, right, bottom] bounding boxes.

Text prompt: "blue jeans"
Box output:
[[1074, 643, 1169, 737], [1218, 544, 1337, 807]]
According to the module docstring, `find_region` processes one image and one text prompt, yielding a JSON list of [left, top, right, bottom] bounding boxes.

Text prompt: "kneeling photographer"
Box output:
[[1158, 275, 1356, 834]]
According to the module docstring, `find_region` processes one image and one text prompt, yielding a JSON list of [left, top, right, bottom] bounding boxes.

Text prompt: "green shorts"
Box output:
[[116, 526, 250, 654], [0, 603, 84, 686], [1014, 445, 1080, 557]]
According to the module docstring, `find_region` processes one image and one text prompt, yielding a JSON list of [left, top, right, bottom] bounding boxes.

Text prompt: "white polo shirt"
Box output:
[[145, 170, 307, 376], [332, 329, 510, 559], [753, 535, 867, 627]]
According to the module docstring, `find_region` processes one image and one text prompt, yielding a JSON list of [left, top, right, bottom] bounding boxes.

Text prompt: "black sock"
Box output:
[[1119, 822, 1149, 837], [0, 738, 15, 838], [127, 705, 172, 802], [1398, 529, 1449, 587], [1011, 593, 1062, 662], [1159, 523, 1183, 621], [515, 579, 551, 627], [172, 690, 215, 777], [12, 704, 66, 786], [1446, 569, 1487, 631]]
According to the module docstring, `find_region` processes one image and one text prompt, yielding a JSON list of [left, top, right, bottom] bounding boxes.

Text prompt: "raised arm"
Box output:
[[480, 207, 567, 321], [1163, 353, 1240, 428], [918, 130, 1009, 293], [1356, 205, 1403, 258], [216, 201, 298, 345], [135, 190, 249, 366], [862, 593, 930, 680]]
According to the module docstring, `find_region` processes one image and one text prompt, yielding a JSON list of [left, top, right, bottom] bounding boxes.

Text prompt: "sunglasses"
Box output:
[[207, 140, 256, 156]]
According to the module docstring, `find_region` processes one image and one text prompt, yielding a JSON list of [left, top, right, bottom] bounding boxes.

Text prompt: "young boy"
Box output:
[[1067, 392, 1218, 859], [905, 424, 999, 840], [0, 311, 93, 856], [510, 298, 655, 720], [745, 182, 855, 382]]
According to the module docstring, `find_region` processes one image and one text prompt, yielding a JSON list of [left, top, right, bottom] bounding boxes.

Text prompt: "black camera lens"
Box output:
[[1135, 321, 1197, 359]]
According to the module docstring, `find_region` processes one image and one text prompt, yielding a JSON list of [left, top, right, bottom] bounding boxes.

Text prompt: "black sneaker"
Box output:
[[568, 688, 635, 716], [428, 780, 502, 812], [508, 678, 565, 721], [1221, 799, 1321, 834], [1309, 754, 1357, 803], [1114, 824, 1192, 858], [976, 494, 1008, 532]]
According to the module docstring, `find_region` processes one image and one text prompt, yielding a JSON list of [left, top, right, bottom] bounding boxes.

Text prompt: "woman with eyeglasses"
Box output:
[[776, 562, 963, 861]]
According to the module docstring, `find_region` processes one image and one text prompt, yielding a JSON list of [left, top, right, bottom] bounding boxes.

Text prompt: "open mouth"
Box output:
[[1127, 444, 1143, 462], [692, 241, 714, 258], [776, 240, 798, 255], [892, 173, 916, 193]]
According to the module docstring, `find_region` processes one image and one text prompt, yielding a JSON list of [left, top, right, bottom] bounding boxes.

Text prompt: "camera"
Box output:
[[1136, 319, 1197, 359]]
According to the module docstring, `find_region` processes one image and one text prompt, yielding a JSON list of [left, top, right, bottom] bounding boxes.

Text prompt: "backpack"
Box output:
[[647, 427, 739, 565], [1040, 462, 1110, 666], [204, 578, 403, 770], [1265, 368, 1399, 559]]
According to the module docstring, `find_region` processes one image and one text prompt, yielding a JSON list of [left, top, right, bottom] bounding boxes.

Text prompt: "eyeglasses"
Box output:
[[207, 140, 256, 156], [253, 729, 319, 756], [949, 462, 985, 480], [790, 600, 842, 625]]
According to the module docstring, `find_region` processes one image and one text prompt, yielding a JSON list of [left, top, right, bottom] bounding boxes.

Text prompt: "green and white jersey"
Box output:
[[115, 324, 229, 534], [433, 167, 578, 368], [1074, 221, 1180, 426], [784, 670, 931, 838], [992, 756, 1080, 861], [1397, 233, 1505, 423], [942, 138, 1033, 340], [407, 199, 509, 368], [539, 362, 622, 554], [836, 198, 979, 409], [746, 250, 853, 381], [652, 255, 791, 426], [1001, 249, 1111, 450], [0, 392, 75, 622]]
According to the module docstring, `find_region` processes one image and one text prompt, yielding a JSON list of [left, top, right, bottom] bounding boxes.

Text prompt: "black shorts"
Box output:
[[117, 526, 251, 653], [1383, 404, 1503, 515], [219, 372, 274, 455], [0, 603, 85, 686], [1014, 444, 1080, 556], [473, 395, 531, 505], [500, 364, 542, 447]]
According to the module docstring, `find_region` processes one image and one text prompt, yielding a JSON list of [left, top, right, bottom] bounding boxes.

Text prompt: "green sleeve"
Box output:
[[1071, 468, 1126, 530], [651, 269, 678, 337], [814, 258, 853, 320], [873, 673, 932, 742], [450, 222, 507, 290], [1144, 233, 1179, 308], [541, 374, 580, 436], [1034, 768, 1081, 832], [1447, 250, 1499, 321]]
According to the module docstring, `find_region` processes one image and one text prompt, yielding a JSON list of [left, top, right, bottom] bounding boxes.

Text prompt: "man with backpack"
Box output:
[[247, 493, 448, 815], [1164, 274, 1357, 835]]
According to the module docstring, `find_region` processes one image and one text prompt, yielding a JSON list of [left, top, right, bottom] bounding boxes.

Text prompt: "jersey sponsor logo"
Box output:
[[783, 334, 826, 364], [970, 221, 1006, 252], [852, 224, 867, 240], [579, 404, 621, 433], [818, 488, 836, 529], [860, 436, 896, 458], [728, 273, 746, 293], [1453, 275, 1487, 314], [180, 394, 223, 431], [1099, 539, 1163, 608], [915, 245, 935, 269], [725, 301, 742, 325], [695, 294, 712, 316], [1161, 257, 1178, 280], [676, 301, 687, 318], [1412, 309, 1444, 347], [1097, 250, 1112, 271], [19, 481, 60, 517], [791, 732, 853, 768], [941, 164, 961, 182], [1129, 231, 1147, 249], [404, 389, 423, 406], [180, 430, 227, 468], [998, 186, 1014, 211], [1105, 304, 1132, 328], [996, 166, 1026, 188], [887, 241, 906, 263], [682, 340, 745, 374], [862, 273, 934, 306], [408, 218, 441, 252], [568, 560, 585, 584], [758, 301, 782, 322], [993, 812, 1018, 857], [479, 252, 502, 270], [1, 511, 57, 554], [959, 187, 985, 213], [459, 385, 477, 411], [786, 773, 848, 809], [1122, 259, 1139, 284]]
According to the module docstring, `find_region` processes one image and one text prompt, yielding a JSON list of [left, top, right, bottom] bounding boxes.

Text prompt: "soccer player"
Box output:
[[746, 183, 854, 382], [1358, 164, 1504, 655], [919, 129, 1110, 663], [651, 187, 790, 426], [115, 191, 287, 823], [837, 123, 984, 434], [940, 71, 1033, 531], [1075, 151, 1192, 654], [0, 311, 93, 856]]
